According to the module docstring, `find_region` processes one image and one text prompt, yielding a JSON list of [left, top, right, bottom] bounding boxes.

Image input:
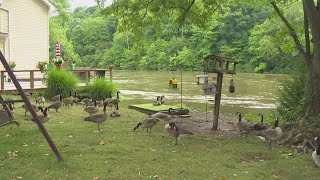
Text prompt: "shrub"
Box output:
[[277, 66, 309, 122], [87, 77, 117, 100], [45, 70, 79, 98]]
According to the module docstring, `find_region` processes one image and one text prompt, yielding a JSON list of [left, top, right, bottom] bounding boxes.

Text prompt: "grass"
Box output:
[[0, 95, 319, 179]]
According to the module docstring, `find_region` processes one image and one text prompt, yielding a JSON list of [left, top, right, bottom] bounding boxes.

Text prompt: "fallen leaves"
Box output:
[[7, 151, 19, 159]]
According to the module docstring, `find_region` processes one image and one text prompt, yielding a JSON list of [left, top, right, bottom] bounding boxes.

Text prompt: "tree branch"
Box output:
[[178, 0, 196, 28], [270, 1, 307, 60], [142, 0, 155, 20]]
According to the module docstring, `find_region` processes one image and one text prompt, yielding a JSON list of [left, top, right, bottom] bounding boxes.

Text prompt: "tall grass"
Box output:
[[87, 77, 117, 100], [45, 70, 79, 98]]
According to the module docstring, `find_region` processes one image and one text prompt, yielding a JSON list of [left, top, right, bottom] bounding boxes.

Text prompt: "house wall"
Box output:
[[1, 0, 49, 70]]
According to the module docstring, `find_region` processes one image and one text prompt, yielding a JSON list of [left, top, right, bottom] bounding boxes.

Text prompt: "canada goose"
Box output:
[[5, 97, 15, 109], [5, 103, 14, 116], [164, 122, 193, 145], [90, 100, 103, 107], [253, 113, 270, 130], [84, 100, 99, 115], [153, 96, 161, 106], [160, 95, 165, 104], [29, 107, 50, 124], [35, 95, 45, 106], [235, 112, 251, 138], [48, 94, 63, 112], [133, 118, 160, 133], [81, 97, 92, 107], [312, 136, 320, 167], [0, 110, 19, 127], [21, 104, 42, 116], [50, 87, 61, 102], [104, 98, 120, 110], [257, 117, 283, 150], [63, 90, 76, 108], [110, 109, 120, 117], [84, 104, 107, 131], [150, 112, 172, 124]]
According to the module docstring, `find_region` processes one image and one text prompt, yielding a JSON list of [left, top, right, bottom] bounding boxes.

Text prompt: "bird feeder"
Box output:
[[203, 54, 238, 130]]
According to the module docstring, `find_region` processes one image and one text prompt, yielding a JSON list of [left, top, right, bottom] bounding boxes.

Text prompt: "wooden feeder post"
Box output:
[[203, 55, 238, 130]]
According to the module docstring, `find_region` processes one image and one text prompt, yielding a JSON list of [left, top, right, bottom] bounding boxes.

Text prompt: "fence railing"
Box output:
[[0, 69, 111, 92]]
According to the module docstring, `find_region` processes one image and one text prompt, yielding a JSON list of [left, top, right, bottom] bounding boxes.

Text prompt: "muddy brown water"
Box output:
[[113, 70, 285, 116]]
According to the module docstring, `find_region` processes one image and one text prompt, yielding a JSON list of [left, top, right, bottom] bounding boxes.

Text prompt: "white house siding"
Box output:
[[1, 0, 49, 70]]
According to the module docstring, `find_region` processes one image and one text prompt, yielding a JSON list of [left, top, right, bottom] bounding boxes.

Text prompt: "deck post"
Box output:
[[84, 70, 89, 82], [30, 70, 34, 89], [1, 71, 4, 90], [212, 72, 223, 130]]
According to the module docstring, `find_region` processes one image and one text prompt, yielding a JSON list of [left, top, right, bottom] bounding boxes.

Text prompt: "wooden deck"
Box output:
[[0, 68, 112, 94]]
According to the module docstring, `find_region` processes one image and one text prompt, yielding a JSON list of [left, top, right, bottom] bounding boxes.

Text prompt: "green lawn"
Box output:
[[0, 97, 318, 179]]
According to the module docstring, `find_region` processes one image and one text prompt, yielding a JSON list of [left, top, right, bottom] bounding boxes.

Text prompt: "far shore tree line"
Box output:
[[48, 0, 320, 120]]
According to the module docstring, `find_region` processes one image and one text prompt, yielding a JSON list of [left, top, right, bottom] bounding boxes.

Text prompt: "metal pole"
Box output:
[[0, 51, 63, 161]]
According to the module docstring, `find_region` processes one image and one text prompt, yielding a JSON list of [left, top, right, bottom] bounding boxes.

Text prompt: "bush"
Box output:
[[277, 66, 309, 122], [45, 70, 79, 98], [87, 77, 117, 100]]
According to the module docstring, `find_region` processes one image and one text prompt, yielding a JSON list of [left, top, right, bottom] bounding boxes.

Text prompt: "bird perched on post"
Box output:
[[133, 118, 160, 133], [257, 117, 283, 150], [164, 122, 193, 145], [235, 112, 251, 138], [84, 104, 107, 132]]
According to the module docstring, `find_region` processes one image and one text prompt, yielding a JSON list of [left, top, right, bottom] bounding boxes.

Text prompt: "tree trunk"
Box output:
[[306, 53, 320, 116]]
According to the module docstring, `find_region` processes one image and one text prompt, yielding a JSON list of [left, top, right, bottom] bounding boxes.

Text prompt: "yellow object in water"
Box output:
[[169, 78, 178, 88]]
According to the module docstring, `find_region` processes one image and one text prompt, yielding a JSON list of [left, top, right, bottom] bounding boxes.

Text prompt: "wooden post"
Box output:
[[30, 70, 34, 89], [0, 51, 63, 161], [84, 70, 89, 82], [1, 71, 4, 90], [212, 72, 223, 130]]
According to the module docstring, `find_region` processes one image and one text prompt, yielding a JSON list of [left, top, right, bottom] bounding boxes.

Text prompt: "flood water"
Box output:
[[113, 70, 286, 115]]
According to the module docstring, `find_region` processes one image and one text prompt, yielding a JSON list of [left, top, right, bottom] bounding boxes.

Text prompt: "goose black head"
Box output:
[[275, 117, 279, 127], [236, 112, 241, 121], [103, 103, 107, 114], [38, 106, 44, 112], [258, 113, 264, 122], [169, 122, 178, 131], [133, 122, 142, 131]]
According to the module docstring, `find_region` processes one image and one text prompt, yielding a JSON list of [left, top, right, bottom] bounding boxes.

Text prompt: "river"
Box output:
[[113, 70, 286, 115]]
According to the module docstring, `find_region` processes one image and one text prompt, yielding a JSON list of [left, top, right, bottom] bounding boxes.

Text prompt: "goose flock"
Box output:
[[1, 94, 320, 167], [2, 91, 121, 132]]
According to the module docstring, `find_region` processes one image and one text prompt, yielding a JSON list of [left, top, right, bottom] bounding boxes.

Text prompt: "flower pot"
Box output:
[[69, 64, 75, 70], [55, 64, 62, 70]]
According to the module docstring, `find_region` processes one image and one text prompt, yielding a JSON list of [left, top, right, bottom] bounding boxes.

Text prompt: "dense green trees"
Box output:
[[49, 1, 302, 73]]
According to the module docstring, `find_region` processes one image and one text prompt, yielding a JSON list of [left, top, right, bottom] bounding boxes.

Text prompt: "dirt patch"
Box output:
[[170, 112, 240, 138]]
